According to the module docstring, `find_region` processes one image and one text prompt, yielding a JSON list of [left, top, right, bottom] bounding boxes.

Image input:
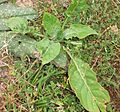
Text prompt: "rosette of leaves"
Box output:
[[36, 0, 110, 111], [0, 0, 110, 111]]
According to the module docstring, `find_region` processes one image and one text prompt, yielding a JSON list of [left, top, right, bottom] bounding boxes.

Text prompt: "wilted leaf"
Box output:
[[68, 57, 110, 112], [64, 24, 98, 39], [0, 32, 11, 48], [0, 3, 37, 19], [9, 36, 36, 57], [43, 12, 61, 38], [0, 19, 9, 31]]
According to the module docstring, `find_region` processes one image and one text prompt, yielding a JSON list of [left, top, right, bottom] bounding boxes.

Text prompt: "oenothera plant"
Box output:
[[36, 11, 110, 112], [2, 0, 110, 111]]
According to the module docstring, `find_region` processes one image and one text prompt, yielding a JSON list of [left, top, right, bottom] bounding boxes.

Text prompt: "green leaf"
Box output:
[[68, 57, 110, 112], [0, 32, 37, 57], [6, 17, 41, 36], [43, 12, 61, 38], [36, 38, 61, 65], [0, 3, 38, 31], [36, 38, 50, 54], [42, 41, 61, 65], [65, 0, 88, 16], [64, 24, 98, 39], [65, 0, 78, 16], [6, 17, 28, 34]]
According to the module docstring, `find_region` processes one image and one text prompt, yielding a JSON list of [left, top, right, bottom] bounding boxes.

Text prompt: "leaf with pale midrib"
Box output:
[[68, 57, 110, 112]]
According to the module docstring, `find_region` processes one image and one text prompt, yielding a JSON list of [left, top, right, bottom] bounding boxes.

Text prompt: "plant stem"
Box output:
[[62, 16, 69, 30], [63, 46, 72, 60]]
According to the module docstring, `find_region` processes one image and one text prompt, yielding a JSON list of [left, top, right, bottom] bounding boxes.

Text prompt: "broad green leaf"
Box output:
[[0, 33, 37, 57], [6, 17, 28, 33], [0, 19, 9, 31], [0, 3, 38, 31], [64, 24, 98, 39], [43, 12, 61, 38], [0, 3, 37, 19], [36, 38, 61, 65], [68, 57, 110, 112], [42, 41, 61, 65], [36, 38, 50, 54], [6, 17, 41, 36], [56, 30, 64, 40]]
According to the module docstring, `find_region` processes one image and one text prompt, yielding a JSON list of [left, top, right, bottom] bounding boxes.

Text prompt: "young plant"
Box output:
[[36, 2, 110, 111], [1, 0, 110, 111]]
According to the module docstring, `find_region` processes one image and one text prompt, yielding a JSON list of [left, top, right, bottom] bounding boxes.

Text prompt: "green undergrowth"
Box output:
[[1, 0, 120, 112]]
